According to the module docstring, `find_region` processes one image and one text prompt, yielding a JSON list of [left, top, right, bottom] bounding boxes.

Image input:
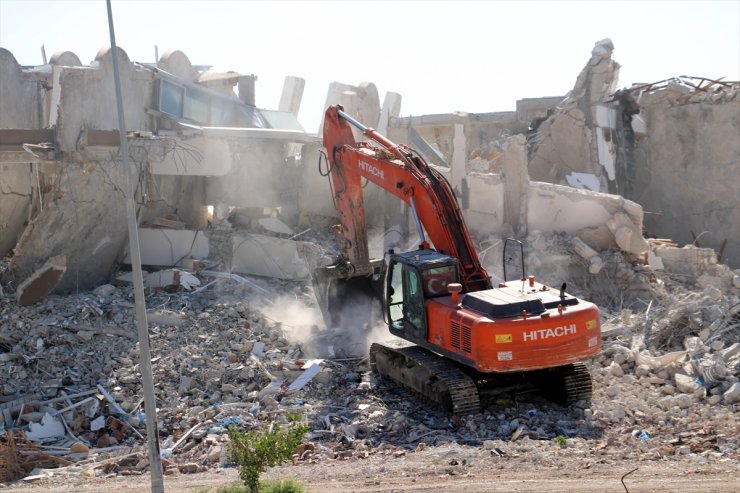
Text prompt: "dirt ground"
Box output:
[[3, 444, 738, 493]]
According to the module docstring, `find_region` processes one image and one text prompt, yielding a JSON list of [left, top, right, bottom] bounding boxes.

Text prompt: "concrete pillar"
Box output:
[[238, 75, 256, 106], [377, 92, 402, 136], [501, 134, 529, 237], [450, 123, 466, 195], [278, 76, 305, 116]]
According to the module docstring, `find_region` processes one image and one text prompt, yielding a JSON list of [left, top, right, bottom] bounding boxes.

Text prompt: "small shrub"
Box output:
[[554, 434, 567, 448], [227, 416, 309, 493]]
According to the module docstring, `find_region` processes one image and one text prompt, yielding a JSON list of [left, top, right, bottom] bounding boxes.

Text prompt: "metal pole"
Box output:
[[105, 1, 165, 491]]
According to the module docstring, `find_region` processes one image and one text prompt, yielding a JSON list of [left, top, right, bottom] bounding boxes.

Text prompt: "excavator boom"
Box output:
[[322, 106, 491, 292]]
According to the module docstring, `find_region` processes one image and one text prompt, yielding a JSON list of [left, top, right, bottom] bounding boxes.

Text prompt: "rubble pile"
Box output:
[[0, 260, 738, 484]]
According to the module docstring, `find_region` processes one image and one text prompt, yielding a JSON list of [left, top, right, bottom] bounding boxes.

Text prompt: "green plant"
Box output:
[[217, 486, 249, 493], [194, 488, 211, 493], [260, 479, 306, 493], [554, 434, 567, 448], [216, 479, 305, 493], [227, 416, 309, 493]]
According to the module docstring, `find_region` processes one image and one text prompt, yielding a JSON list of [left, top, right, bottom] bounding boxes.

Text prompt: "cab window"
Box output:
[[422, 265, 457, 298]]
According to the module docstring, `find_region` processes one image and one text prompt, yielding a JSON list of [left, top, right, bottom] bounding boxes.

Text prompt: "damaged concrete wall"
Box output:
[[0, 48, 44, 128], [632, 85, 740, 268], [0, 49, 46, 257], [55, 48, 153, 153], [0, 162, 34, 257], [7, 159, 130, 292], [527, 39, 620, 191]]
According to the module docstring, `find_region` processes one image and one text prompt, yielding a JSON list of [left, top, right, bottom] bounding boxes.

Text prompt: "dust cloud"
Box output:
[[259, 294, 394, 359]]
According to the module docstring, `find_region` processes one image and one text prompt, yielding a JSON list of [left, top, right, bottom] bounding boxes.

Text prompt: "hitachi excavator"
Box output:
[[314, 105, 601, 415]]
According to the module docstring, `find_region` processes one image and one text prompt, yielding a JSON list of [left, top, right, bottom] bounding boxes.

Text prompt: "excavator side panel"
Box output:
[[426, 297, 601, 372]]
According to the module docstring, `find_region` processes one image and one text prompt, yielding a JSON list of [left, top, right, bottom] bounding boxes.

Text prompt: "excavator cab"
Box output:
[[386, 249, 459, 342]]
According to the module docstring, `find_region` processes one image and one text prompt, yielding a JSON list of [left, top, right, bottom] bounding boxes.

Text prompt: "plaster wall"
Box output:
[[0, 163, 33, 256], [464, 173, 506, 235], [56, 48, 153, 153], [633, 89, 740, 268], [0, 50, 44, 257], [0, 48, 43, 128]]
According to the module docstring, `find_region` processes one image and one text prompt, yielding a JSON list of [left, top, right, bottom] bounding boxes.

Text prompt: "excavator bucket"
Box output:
[[312, 268, 385, 331]]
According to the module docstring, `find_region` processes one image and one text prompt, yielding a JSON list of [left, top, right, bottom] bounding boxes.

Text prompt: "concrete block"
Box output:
[[648, 250, 665, 270], [571, 237, 599, 260], [26, 413, 66, 440], [278, 76, 305, 116], [125, 228, 209, 266], [231, 234, 322, 280], [145, 269, 200, 290], [606, 213, 649, 256], [16, 255, 67, 306], [654, 245, 717, 276]]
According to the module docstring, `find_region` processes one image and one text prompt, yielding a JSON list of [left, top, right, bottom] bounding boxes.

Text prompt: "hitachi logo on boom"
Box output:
[[359, 160, 384, 180], [523, 324, 577, 341]]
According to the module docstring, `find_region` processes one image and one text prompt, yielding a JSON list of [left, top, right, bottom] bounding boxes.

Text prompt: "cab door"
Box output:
[[387, 259, 427, 342]]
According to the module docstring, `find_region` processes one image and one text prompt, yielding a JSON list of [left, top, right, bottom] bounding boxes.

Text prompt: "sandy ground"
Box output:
[[3, 444, 738, 493]]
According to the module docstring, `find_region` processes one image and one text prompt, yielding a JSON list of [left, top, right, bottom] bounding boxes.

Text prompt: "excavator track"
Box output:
[[371, 342, 593, 413], [534, 362, 593, 406], [561, 362, 593, 404], [370, 342, 480, 415]]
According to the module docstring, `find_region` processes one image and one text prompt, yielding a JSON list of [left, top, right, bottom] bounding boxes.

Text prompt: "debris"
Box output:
[[90, 416, 106, 431], [96, 384, 127, 417], [258, 217, 294, 236], [16, 255, 67, 306], [145, 269, 201, 291], [26, 413, 65, 441], [92, 284, 117, 297], [724, 383, 740, 404], [288, 363, 322, 391]]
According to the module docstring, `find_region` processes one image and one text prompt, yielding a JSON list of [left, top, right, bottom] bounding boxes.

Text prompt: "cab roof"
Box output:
[[393, 249, 457, 269]]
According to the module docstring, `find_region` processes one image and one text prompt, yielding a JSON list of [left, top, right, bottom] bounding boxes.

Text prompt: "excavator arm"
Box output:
[[321, 105, 492, 292]]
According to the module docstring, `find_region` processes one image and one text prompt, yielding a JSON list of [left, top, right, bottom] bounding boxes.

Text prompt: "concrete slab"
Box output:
[[125, 228, 209, 267], [231, 234, 322, 280], [16, 255, 67, 306]]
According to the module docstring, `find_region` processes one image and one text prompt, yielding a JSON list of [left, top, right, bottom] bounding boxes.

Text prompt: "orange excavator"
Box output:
[[314, 105, 601, 415]]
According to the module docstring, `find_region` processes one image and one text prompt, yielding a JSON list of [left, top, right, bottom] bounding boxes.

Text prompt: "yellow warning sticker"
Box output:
[[496, 334, 513, 343], [586, 319, 597, 330]]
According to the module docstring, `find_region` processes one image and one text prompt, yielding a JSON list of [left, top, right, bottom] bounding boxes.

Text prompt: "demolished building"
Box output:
[[2, 40, 738, 301], [0, 37, 739, 486]]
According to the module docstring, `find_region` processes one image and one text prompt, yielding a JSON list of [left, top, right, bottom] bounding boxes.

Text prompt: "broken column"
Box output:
[[527, 39, 620, 191], [279, 76, 305, 117]]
